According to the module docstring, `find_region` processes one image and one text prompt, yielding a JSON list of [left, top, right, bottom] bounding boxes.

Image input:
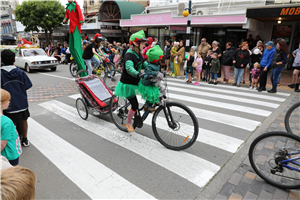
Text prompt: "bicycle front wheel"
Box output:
[[249, 131, 300, 189], [285, 102, 300, 135], [152, 102, 199, 150], [69, 61, 78, 77], [109, 95, 130, 132], [103, 69, 121, 92]]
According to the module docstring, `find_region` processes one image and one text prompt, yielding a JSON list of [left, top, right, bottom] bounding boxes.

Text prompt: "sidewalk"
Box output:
[[197, 92, 300, 200], [178, 67, 295, 91]]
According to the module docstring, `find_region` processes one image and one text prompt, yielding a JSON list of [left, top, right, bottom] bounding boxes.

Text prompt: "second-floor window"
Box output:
[[90, 0, 94, 5]]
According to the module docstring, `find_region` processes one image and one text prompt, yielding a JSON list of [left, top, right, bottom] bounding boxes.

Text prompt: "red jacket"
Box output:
[[64, 1, 84, 34]]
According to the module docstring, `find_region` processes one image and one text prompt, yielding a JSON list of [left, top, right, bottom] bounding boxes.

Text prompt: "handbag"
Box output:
[[183, 60, 187, 70]]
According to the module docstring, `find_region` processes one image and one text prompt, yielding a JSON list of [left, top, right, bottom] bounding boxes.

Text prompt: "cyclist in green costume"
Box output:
[[114, 30, 148, 132]]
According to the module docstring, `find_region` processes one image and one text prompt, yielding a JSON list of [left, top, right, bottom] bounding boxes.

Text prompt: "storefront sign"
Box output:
[[121, 13, 246, 27], [280, 7, 300, 16], [170, 26, 186, 31], [247, 6, 300, 18], [101, 29, 121, 33], [101, 25, 121, 29]]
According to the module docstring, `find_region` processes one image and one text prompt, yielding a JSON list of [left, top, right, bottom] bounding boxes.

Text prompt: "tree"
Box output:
[[15, 1, 65, 45]]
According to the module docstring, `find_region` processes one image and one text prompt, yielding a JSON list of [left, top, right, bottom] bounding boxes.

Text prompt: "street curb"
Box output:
[[195, 92, 297, 200]]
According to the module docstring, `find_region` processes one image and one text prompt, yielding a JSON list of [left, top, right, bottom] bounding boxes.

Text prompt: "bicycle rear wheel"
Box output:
[[103, 69, 121, 92], [249, 131, 300, 189], [109, 95, 130, 132], [152, 102, 199, 150], [285, 102, 300, 135], [104, 62, 114, 78]]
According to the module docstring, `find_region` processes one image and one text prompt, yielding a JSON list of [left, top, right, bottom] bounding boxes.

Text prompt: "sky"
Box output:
[[18, 0, 84, 10]]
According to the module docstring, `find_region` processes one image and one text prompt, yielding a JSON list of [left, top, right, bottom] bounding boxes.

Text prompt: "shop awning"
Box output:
[[247, 6, 300, 22], [98, 0, 145, 22]]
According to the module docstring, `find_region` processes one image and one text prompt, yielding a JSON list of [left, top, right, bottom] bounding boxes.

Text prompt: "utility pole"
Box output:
[[183, 0, 192, 53]]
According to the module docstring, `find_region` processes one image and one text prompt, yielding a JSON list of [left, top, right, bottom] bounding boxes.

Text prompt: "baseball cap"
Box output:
[[83, 40, 88, 44], [265, 41, 274, 46]]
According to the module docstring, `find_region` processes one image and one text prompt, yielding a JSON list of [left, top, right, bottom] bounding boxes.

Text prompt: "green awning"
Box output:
[[98, 0, 145, 21]]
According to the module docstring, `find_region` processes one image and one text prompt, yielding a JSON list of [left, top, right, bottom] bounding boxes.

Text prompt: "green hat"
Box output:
[[130, 30, 148, 45], [146, 45, 164, 63]]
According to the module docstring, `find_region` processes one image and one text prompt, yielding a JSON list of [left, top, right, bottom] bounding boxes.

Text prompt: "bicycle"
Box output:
[[108, 76, 199, 150], [285, 101, 300, 135], [69, 57, 114, 78], [249, 131, 300, 189]]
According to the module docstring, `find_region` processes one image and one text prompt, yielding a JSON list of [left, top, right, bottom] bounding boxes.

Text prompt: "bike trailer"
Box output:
[[75, 75, 117, 114]]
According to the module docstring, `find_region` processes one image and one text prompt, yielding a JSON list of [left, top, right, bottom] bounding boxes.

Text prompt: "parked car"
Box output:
[[14, 48, 59, 73]]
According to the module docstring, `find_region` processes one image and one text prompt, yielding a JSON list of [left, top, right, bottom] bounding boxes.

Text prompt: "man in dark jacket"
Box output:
[[1, 49, 33, 147], [164, 40, 172, 74]]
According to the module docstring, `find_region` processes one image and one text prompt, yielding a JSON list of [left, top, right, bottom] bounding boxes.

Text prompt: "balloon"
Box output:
[[185, 54, 189, 59]]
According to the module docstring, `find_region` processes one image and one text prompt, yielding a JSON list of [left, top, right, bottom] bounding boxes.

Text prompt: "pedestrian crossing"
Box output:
[[27, 78, 292, 199]]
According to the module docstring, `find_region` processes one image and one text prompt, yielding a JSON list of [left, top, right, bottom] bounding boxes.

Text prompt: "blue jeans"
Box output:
[[234, 68, 245, 84], [206, 68, 211, 81], [277, 72, 281, 83], [270, 67, 284, 91], [84, 56, 100, 75], [211, 73, 218, 80]]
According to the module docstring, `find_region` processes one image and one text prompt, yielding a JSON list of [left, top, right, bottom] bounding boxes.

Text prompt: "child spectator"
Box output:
[[1, 89, 22, 166], [209, 53, 220, 85], [250, 62, 261, 89], [204, 50, 213, 82], [193, 52, 203, 85], [186, 49, 195, 84], [1, 50, 33, 147], [1, 166, 36, 200], [113, 50, 120, 69]]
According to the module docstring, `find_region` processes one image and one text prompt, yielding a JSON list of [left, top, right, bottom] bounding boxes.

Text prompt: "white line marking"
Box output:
[[28, 118, 155, 199], [167, 78, 291, 97], [70, 93, 262, 131], [169, 93, 271, 116], [40, 100, 220, 187], [69, 94, 245, 152], [37, 72, 74, 80], [167, 81, 286, 102], [167, 86, 279, 108]]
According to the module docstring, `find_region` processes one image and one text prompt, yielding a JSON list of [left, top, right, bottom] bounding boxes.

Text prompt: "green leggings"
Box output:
[[170, 61, 175, 74], [69, 27, 87, 77]]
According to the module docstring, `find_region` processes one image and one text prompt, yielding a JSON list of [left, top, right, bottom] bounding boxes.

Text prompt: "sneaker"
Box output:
[[254, 87, 256, 90], [249, 86, 253, 89], [177, 76, 181, 79], [124, 124, 135, 132], [208, 81, 213, 84], [214, 82, 218, 85], [193, 82, 199, 85], [186, 81, 192, 84], [22, 138, 30, 147], [236, 84, 240, 87], [184, 78, 188, 82], [232, 82, 237, 86]]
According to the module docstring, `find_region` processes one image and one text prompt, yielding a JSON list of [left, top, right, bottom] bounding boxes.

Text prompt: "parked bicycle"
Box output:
[[109, 76, 199, 150], [249, 131, 300, 189], [285, 101, 300, 135]]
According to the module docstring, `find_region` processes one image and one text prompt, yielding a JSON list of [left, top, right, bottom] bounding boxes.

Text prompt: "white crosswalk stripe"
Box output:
[[28, 78, 291, 199]]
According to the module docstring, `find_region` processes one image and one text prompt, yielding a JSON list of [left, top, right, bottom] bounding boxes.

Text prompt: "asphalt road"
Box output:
[[20, 64, 293, 199]]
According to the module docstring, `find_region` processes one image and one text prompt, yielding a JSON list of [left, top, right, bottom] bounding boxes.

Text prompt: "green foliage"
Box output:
[[15, 1, 65, 33]]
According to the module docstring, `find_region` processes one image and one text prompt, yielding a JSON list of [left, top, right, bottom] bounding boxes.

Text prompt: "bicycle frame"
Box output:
[[280, 154, 300, 172]]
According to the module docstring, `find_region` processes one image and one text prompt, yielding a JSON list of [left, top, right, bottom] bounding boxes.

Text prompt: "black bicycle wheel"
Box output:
[[76, 98, 88, 120], [104, 62, 114, 78], [249, 131, 300, 189], [285, 102, 300, 135], [103, 69, 121, 92], [152, 102, 199, 150], [109, 95, 130, 132], [69, 61, 78, 77]]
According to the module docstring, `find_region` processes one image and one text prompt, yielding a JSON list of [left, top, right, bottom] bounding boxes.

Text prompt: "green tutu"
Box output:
[[114, 81, 139, 99], [138, 81, 160, 104]]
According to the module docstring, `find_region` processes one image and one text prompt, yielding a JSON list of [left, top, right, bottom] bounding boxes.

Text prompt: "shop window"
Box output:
[[271, 25, 292, 45]]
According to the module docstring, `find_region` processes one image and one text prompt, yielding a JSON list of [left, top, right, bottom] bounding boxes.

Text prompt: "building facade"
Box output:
[[120, 0, 300, 62], [1, 4, 18, 45]]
